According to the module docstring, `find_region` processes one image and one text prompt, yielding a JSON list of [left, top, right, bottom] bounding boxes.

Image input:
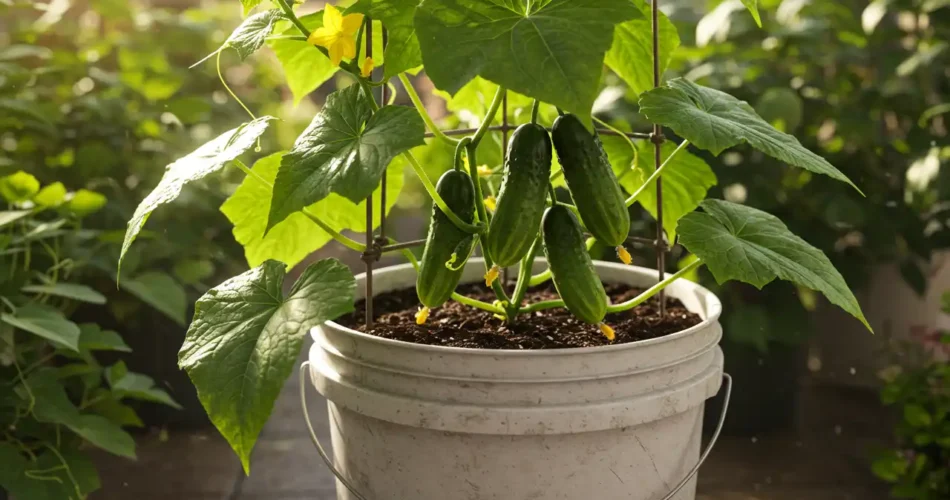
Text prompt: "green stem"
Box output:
[[358, 78, 379, 111], [510, 238, 540, 313], [624, 139, 689, 207], [398, 73, 460, 146], [466, 143, 510, 306], [531, 99, 540, 124], [452, 292, 505, 314], [43, 442, 82, 500], [231, 160, 367, 252], [402, 151, 484, 234], [275, 0, 312, 38], [605, 259, 704, 313], [549, 167, 563, 182], [217, 46, 256, 122], [453, 137, 472, 172], [472, 86, 506, 145], [593, 116, 640, 182], [520, 299, 564, 314]]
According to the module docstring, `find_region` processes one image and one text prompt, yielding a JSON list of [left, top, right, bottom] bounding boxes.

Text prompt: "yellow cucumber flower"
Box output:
[[598, 323, 616, 341], [483, 195, 497, 212], [477, 165, 493, 177], [484, 265, 500, 287], [415, 306, 430, 325], [616, 245, 632, 265], [307, 4, 364, 66], [360, 57, 374, 78]]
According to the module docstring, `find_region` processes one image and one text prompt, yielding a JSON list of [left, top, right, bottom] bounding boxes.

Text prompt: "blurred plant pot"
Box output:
[[704, 340, 804, 436], [309, 259, 725, 500]]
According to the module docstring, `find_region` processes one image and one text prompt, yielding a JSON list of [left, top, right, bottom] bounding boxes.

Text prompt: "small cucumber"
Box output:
[[486, 123, 552, 267], [551, 113, 630, 247], [541, 205, 608, 325], [416, 170, 477, 308]]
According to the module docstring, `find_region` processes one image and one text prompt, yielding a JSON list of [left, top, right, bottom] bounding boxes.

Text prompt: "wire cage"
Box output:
[[358, 2, 670, 329]]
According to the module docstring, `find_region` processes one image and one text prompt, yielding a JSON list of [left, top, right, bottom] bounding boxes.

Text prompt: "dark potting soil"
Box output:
[[338, 282, 702, 349]]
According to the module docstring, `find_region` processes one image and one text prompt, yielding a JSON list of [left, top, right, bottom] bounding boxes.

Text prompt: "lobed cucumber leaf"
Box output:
[[119, 116, 275, 274], [639, 78, 860, 193], [415, 0, 640, 127], [677, 199, 870, 331], [178, 258, 355, 474], [267, 85, 423, 230]]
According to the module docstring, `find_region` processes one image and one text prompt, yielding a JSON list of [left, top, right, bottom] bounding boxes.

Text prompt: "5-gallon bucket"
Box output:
[[308, 259, 724, 500]]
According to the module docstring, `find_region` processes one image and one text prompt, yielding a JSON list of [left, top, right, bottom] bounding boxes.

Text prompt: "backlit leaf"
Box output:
[[179, 258, 355, 473]]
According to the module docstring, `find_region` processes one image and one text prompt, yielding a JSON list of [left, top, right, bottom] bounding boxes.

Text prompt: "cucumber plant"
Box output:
[[119, 0, 873, 473]]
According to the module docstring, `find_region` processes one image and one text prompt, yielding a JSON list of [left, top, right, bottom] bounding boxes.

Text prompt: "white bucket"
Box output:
[[309, 259, 724, 500]]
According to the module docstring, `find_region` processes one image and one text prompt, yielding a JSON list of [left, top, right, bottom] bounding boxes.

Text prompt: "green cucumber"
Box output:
[[416, 170, 477, 308], [541, 205, 608, 324], [551, 113, 630, 247], [486, 123, 552, 267]]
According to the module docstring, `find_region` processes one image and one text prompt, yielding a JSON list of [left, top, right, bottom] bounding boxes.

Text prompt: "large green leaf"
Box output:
[[224, 9, 286, 60], [605, 0, 680, 97], [222, 152, 403, 269], [1, 304, 80, 351], [414, 0, 640, 126], [179, 258, 356, 473], [18, 370, 136, 458], [639, 78, 860, 192], [22, 283, 106, 304], [268, 11, 339, 104], [267, 85, 423, 229], [677, 199, 870, 330], [350, 0, 422, 78], [605, 137, 716, 242], [119, 271, 187, 326], [120, 116, 274, 271]]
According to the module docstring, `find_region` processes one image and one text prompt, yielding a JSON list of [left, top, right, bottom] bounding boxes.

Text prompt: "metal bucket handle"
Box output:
[[299, 362, 733, 500]]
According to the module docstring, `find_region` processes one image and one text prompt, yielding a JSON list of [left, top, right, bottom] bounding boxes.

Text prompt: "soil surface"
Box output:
[[339, 282, 702, 349]]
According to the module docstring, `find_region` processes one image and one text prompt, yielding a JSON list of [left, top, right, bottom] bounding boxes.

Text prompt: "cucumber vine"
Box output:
[[119, 0, 874, 472]]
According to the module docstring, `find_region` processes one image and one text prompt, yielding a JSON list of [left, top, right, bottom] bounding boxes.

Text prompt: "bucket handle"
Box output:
[[300, 362, 732, 500]]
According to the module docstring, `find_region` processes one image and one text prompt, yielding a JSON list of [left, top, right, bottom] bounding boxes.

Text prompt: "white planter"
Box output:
[[309, 259, 724, 500]]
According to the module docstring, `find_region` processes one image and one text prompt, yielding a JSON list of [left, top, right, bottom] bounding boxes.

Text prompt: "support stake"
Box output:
[[651, 0, 667, 317]]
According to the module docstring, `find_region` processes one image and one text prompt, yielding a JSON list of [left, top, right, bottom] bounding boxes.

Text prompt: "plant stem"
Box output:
[[624, 139, 689, 207], [275, 0, 311, 38], [466, 143, 511, 306], [453, 137, 471, 172], [472, 86, 506, 145], [453, 292, 505, 314], [230, 160, 367, 252], [531, 99, 540, 124], [510, 238, 540, 313], [520, 298, 564, 314], [401, 151, 484, 234], [398, 73, 460, 146], [217, 51, 257, 121], [593, 116, 640, 182], [605, 259, 703, 313]]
